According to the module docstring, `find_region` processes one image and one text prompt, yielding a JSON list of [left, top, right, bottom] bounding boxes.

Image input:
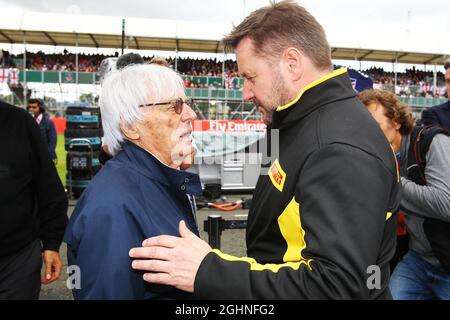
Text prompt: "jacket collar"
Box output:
[[119, 141, 202, 196], [272, 68, 356, 129]]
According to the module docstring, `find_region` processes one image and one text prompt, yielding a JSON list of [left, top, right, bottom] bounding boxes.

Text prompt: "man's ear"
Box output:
[[120, 121, 140, 141], [282, 47, 304, 82]]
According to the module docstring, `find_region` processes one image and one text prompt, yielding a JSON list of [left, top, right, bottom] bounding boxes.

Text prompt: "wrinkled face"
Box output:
[[366, 102, 400, 147], [445, 68, 450, 97], [136, 91, 197, 168], [235, 38, 290, 126], [27, 102, 40, 116]]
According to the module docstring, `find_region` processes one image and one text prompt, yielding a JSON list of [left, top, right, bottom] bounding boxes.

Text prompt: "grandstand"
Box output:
[[0, 5, 448, 117], [1, 50, 447, 118]]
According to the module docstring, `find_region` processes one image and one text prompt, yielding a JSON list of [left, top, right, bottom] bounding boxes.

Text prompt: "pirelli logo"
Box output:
[[268, 159, 286, 192]]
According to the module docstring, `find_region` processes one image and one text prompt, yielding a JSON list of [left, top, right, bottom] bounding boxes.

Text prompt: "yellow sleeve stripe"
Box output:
[[211, 249, 313, 272], [386, 211, 393, 221], [277, 197, 307, 263]]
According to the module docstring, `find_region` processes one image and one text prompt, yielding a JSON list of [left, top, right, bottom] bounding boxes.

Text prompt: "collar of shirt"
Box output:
[[120, 141, 203, 196], [35, 113, 43, 125]]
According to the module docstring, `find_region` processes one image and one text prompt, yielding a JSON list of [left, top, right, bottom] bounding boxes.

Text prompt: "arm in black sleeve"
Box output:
[[194, 144, 395, 299], [26, 115, 68, 252]]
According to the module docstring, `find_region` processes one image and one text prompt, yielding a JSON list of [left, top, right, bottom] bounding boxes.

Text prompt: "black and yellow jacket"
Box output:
[[194, 69, 401, 299]]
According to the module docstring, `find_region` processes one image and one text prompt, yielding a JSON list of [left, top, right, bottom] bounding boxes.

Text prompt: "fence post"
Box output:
[[207, 214, 222, 249]]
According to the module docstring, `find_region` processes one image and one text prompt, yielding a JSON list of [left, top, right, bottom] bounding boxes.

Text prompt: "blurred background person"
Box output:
[[359, 89, 450, 300], [420, 60, 450, 130], [27, 98, 57, 162]]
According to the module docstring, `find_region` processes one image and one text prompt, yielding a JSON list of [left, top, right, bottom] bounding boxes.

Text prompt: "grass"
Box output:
[[56, 133, 67, 186]]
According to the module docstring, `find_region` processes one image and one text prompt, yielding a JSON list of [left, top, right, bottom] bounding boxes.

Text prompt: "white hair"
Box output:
[[100, 64, 185, 156]]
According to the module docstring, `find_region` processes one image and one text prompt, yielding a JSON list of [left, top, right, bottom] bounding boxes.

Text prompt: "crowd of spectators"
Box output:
[[367, 66, 447, 98], [2, 50, 111, 72], [0, 49, 447, 97]]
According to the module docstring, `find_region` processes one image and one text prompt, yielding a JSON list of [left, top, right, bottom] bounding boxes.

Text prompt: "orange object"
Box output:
[[50, 117, 66, 133]]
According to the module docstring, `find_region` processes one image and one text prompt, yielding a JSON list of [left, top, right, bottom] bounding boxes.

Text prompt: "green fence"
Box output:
[[185, 88, 243, 100], [398, 96, 447, 108], [18, 70, 99, 84], [17, 70, 243, 87], [13, 71, 446, 106]]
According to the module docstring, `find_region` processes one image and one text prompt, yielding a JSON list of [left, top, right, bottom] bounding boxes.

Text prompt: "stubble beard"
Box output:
[[257, 70, 289, 127]]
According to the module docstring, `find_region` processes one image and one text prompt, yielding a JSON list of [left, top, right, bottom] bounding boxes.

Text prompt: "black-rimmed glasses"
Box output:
[[138, 98, 193, 114]]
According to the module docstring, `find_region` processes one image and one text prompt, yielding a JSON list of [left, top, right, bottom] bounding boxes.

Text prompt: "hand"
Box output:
[[129, 220, 211, 293], [41, 250, 62, 284]]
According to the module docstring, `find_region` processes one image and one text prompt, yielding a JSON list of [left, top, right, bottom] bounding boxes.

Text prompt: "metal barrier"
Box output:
[[203, 215, 247, 249]]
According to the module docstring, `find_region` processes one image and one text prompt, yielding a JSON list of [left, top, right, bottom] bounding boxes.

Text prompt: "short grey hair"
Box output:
[[100, 64, 185, 156]]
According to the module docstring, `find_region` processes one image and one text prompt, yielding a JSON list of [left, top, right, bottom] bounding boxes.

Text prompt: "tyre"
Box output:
[[64, 128, 103, 151]]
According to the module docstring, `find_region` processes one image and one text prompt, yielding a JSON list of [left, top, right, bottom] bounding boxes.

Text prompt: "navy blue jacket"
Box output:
[[64, 142, 202, 300], [421, 101, 450, 131], [38, 114, 57, 160]]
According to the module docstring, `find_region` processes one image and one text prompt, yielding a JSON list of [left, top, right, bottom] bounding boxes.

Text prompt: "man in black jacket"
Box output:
[[420, 60, 450, 130], [129, 0, 401, 299], [0, 100, 68, 299]]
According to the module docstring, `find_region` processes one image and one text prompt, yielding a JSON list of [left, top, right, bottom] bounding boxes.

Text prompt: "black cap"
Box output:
[[116, 53, 144, 70]]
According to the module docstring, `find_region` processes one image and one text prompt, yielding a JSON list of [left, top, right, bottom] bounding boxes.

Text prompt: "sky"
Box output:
[[0, 0, 449, 72], [1, 0, 449, 53]]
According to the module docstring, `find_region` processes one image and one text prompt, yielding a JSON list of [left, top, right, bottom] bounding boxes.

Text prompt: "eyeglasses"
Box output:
[[138, 98, 193, 114]]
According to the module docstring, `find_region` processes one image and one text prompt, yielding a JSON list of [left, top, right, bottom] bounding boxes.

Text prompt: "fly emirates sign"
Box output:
[[193, 120, 267, 132]]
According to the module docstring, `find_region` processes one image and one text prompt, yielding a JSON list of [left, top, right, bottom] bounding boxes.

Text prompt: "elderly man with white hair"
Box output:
[[63, 64, 202, 300]]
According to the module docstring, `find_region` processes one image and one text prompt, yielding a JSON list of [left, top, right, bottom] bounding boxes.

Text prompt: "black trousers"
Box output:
[[0, 240, 42, 300], [390, 233, 410, 273]]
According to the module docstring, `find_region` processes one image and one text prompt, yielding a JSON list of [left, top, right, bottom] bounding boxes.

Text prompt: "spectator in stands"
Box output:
[[64, 63, 200, 299], [27, 98, 57, 162], [420, 60, 450, 130], [5, 49, 447, 97], [130, 0, 400, 299], [358, 89, 450, 300], [0, 50, 14, 68], [0, 100, 68, 299]]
